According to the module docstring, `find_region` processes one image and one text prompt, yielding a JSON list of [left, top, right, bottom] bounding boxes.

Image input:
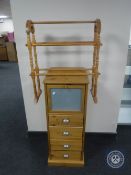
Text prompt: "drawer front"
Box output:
[[49, 113, 83, 127], [49, 126, 83, 140], [50, 139, 82, 151], [50, 151, 81, 160]]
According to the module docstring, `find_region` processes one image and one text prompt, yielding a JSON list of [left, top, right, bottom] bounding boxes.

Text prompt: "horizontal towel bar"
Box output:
[[32, 20, 96, 24], [31, 41, 102, 46]]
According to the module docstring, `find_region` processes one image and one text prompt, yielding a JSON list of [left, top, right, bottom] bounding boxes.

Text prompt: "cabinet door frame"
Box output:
[[46, 84, 85, 113]]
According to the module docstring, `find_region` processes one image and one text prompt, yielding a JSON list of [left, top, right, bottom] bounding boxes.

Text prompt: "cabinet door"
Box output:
[[47, 85, 85, 112]]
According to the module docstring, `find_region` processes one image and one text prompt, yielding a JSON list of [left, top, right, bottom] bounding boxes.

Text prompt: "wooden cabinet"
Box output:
[[6, 42, 18, 62], [0, 46, 8, 61], [0, 42, 17, 61], [44, 68, 88, 166]]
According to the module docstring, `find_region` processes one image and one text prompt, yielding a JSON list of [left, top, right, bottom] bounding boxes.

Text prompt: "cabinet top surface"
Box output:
[[44, 67, 89, 84]]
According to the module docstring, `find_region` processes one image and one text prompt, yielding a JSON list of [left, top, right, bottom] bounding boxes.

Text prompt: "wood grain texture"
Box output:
[[50, 151, 82, 160], [50, 139, 82, 151], [0, 46, 8, 61], [49, 126, 83, 140], [31, 41, 101, 46], [32, 20, 95, 24], [45, 67, 89, 76], [44, 75, 89, 84], [48, 156, 84, 167], [43, 70, 87, 166], [26, 19, 102, 103], [49, 113, 83, 127]]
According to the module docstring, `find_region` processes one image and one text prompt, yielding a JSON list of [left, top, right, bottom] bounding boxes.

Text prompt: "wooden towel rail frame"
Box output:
[[26, 19, 102, 103]]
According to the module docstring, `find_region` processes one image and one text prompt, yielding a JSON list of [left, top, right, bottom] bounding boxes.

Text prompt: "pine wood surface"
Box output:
[[48, 113, 83, 127], [26, 19, 101, 103], [50, 139, 82, 151], [44, 74, 87, 166], [49, 126, 83, 140], [48, 155, 84, 167], [50, 150, 81, 160]]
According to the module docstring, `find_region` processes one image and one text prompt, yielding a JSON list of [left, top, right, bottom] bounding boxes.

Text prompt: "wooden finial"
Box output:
[[26, 20, 35, 33], [96, 19, 101, 34]]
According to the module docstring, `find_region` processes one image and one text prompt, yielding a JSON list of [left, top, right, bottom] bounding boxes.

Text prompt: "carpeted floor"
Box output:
[[0, 62, 131, 175]]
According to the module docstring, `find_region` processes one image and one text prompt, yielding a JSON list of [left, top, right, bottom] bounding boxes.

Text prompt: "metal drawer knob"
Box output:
[[63, 131, 69, 136], [63, 119, 70, 124], [63, 144, 70, 148], [63, 154, 69, 158]]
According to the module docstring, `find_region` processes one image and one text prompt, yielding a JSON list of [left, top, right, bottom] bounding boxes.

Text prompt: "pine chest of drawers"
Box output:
[[44, 67, 88, 167]]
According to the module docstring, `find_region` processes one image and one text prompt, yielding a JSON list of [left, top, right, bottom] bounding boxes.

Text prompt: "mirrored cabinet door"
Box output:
[[47, 85, 85, 112]]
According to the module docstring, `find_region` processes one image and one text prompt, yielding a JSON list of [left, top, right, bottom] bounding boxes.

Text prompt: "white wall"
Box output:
[[129, 26, 131, 45], [10, 0, 131, 133], [0, 19, 14, 34], [118, 108, 131, 124]]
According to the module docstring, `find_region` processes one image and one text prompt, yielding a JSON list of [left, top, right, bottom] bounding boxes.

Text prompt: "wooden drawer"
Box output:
[[50, 151, 81, 160], [49, 126, 83, 140], [50, 139, 82, 151], [49, 113, 83, 127]]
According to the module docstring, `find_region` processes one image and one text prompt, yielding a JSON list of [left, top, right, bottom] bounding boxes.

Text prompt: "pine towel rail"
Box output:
[[26, 19, 102, 103]]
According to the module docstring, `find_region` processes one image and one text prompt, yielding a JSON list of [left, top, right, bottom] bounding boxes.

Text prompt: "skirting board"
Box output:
[[27, 131, 117, 136]]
